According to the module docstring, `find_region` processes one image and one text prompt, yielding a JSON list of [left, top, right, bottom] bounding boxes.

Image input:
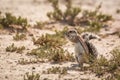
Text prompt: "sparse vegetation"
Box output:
[[83, 48, 120, 79], [6, 43, 25, 53], [34, 21, 46, 29], [18, 58, 44, 65], [27, 47, 75, 62], [28, 27, 74, 62], [0, 1, 119, 80], [50, 48, 75, 62], [47, 0, 112, 32], [76, 4, 112, 32], [16, 46, 25, 53], [43, 66, 67, 75], [24, 72, 40, 80], [33, 33, 65, 47], [33, 27, 68, 47], [6, 43, 17, 52], [13, 33, 27, 41], [0, 12, 28, 30], [47, 0, 81, 26]]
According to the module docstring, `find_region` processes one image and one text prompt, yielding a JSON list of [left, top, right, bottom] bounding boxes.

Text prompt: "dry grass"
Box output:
[[13, 33, 27, 41], [18, 58, 44, 65], [82, 48, 120, 79], [43, 66, 67, 75], [27, 47, 75, 62], [23, 72, 40, 80]]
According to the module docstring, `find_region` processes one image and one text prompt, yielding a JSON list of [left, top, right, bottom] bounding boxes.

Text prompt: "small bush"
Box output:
[[18, 58, 44, 65], [43, 66, 67, 75], [13, 33, 27, 41], [34, 21, 46, 29], [29, 27, 75, 62], [6, 43, 17, 52], [76, 4, 112, 32], [47, 1, 112, 32], [24, 72, 40, 80], [6, 43, 25, 53], [16, 46, 26, 53], [0, 12, 28, 30], [33, 34, 64, 47], [50, 48, 75, 62], [83, 48, 120, 79], [88, 56, 109, 77], [47, 0, 81, 26], [27, 47, 75, 62], [33, 27, 68, 48], [27, 46, 53, 59]]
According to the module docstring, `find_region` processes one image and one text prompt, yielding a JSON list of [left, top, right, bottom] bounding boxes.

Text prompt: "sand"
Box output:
[[0, 0, 120, 80]]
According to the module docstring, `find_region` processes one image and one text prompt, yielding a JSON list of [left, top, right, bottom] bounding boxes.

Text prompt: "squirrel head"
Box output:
[[65, 29, 79, 43]]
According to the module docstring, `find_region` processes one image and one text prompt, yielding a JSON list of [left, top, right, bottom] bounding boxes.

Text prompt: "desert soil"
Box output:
[[0, 0, 120, 80]]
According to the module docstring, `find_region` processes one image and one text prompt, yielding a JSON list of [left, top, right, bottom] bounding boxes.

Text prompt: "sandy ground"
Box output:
[[0, 0, 120, 80]]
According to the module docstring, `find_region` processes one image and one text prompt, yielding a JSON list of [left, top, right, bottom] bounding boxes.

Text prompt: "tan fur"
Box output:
[[65, 29, 89, 66]]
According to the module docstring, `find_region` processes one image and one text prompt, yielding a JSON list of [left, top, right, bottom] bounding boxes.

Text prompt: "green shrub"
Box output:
[[44, 66, 67, 75], [16, 46, 26, 53], [84, 48, 120, 79], [0, 12, 28, 30], [29, 27, 75, 62], [77, 4, 112, 32], [27, 47, 74, 62], [6, 43, 17, 52], [33, 34, 64, 47], [18, 58, 44, 65], [27, 46, 53, 59], [13, 33, 27, 41], [33, 27, 68, 48], [47, 0, 81, 26], [50, 48, 75, 62], [24, 72, 40, 80], [47, 1, 112, 32], [34, 21, 46, 29], [6, 43, 25, 53]]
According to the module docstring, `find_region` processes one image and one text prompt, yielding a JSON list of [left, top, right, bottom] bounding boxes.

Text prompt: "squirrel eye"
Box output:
[[69, 31, 73, 33], [69, 30, 76, 33]]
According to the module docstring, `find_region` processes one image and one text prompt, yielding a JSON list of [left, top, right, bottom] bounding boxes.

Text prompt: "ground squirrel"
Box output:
[[65, 29, 100, 66]]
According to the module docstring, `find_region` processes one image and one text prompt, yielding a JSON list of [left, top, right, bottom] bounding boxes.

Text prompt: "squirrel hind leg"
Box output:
[[75, 55, 84, 67]]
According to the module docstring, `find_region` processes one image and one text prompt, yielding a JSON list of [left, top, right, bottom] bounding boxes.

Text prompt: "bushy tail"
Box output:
[[85, 41, 98, 57], [81, 32, 101, 41]]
